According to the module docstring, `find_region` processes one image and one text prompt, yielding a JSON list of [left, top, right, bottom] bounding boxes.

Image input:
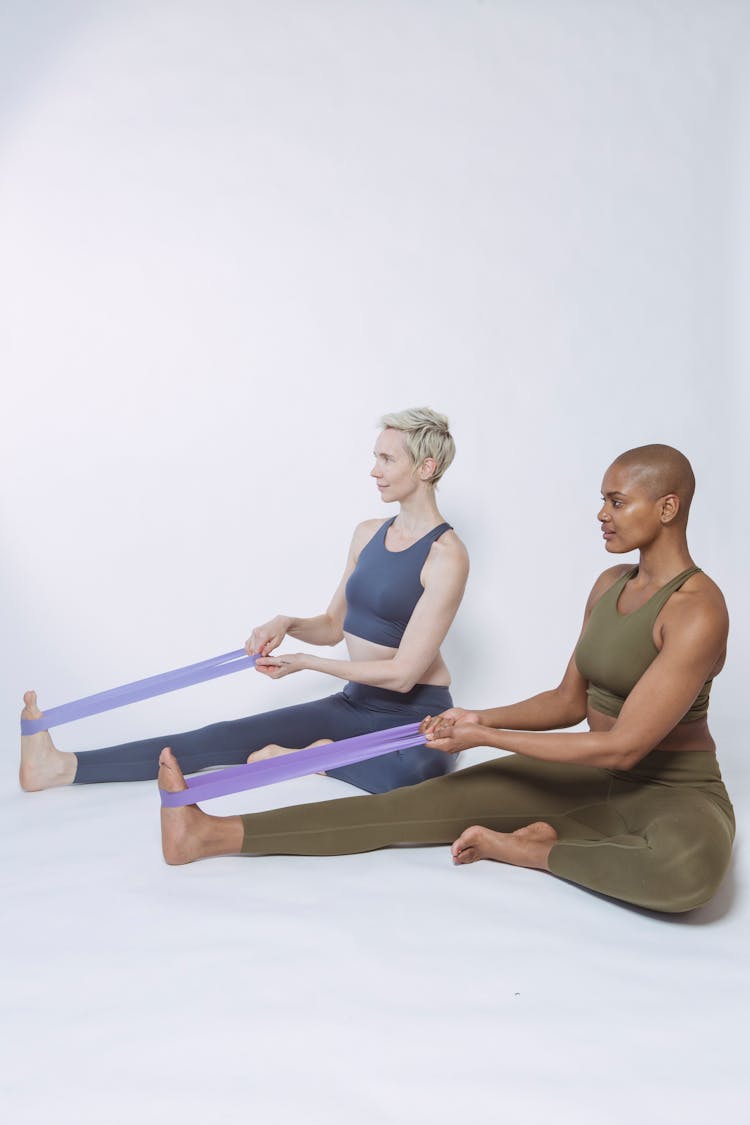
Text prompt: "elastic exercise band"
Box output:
[[21, 649, 258, 735], [159, 723, 427, 807], [21, 649, 430, 803]]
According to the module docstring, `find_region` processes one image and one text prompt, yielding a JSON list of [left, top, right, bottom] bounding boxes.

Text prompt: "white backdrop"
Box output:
[[1, 3, 748, 1123]]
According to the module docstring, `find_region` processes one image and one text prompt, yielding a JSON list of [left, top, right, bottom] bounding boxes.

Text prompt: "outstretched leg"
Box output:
[[237, 755, 610, 856], [71, 691, 432, 789], [20, 692, 77, 791], [159, 748, 243, 864]]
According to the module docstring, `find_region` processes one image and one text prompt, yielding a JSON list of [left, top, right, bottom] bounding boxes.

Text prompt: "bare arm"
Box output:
[[426, 588, 728, 769], [476, 655, 588, 731], [458, 567, 631, 731], [256, 535, 470, 692]]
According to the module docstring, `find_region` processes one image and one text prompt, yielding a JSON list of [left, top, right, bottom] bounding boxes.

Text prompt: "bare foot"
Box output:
[[19, 691, 77, 791], [159, 747, 243, 865], [247, 738, 332, 764], [451, 821, 558, 870]]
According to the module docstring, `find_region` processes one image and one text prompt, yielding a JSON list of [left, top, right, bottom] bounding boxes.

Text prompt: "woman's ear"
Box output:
[[659, 493, 680, 524], [420, 457, 437, 482]]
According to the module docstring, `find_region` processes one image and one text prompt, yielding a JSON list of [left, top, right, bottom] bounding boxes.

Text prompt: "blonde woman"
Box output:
[[21, 408, 470, 795]]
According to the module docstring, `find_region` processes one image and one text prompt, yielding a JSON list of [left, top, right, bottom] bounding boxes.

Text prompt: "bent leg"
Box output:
[[549, 784, 735, 912]]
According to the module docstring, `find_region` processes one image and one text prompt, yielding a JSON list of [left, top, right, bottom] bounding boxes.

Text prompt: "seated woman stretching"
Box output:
[[152, 443, 734, 914], [20, 407, 469, 796]]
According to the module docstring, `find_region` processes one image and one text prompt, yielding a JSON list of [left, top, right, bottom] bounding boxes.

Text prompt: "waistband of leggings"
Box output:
[[342, 681, 453, 714], [608, 749, 725, 787]]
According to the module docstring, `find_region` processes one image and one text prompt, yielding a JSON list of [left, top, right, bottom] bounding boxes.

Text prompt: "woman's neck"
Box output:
[[393, 491, 443, 537], [636, 535, 695, 587]]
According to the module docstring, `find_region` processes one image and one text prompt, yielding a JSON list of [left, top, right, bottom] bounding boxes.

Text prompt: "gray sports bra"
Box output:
[[343, 517, 452, 647]]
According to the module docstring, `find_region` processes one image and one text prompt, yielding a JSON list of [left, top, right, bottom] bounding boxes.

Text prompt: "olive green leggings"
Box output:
[[240, 750, 735, 913]]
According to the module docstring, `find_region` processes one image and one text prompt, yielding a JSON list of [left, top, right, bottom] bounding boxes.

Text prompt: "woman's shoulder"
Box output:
[[664, 569, 729, 628], [424, 527, 470, 578], [350, 518, 389, 555]]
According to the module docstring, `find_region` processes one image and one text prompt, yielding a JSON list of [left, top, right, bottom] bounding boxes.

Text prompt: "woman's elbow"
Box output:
[[325, 615, 345, 645], [388, 665, 421, 693], [555, 686, 588, 728], [563, 705, 589, 728], [606, 739, 649, 771], [391, 676, 418, 694]]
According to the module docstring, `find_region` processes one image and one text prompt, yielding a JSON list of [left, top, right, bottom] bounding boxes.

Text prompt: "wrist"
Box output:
[[279, 614, 295, 635], [477, 723, 498, 747]]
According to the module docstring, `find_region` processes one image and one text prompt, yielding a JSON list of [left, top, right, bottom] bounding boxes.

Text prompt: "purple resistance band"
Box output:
[[21, 647, 430, 803], [159, 723, 427, 807], [20, 649, 259, 736]]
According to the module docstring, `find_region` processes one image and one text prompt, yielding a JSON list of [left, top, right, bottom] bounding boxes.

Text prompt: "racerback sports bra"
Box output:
[[343, 517, 452, 648], [575, 565, 712, 722]]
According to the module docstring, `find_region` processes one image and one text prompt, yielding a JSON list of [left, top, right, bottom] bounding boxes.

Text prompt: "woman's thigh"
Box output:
[[549, 783, 735, 911]]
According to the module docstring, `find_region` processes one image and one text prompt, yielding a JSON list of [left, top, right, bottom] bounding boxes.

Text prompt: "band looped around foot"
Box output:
[[159, 723, 427, 806], [20, 650, 258, 735]]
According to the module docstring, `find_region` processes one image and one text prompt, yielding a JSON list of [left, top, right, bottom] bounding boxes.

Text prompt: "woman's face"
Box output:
[[598, 463, 666, 553], [371, 428, 421, 502]]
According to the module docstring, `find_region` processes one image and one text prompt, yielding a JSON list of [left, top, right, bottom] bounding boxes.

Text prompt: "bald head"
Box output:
[[610, 444, 695, 525]]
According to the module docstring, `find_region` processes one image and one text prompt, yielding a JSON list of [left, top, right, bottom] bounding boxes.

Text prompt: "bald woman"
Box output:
[[158, 445, 734, 913]]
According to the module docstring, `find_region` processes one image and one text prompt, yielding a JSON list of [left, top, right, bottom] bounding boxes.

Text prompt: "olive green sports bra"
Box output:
[[574, 566, 712, 722]]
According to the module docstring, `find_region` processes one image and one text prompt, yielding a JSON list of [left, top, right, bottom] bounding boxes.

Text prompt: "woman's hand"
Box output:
[[245, 615, 291, 657], [420, 708, 482, 738], [423, 718, 486, 754], [254, 652, 309, 679]]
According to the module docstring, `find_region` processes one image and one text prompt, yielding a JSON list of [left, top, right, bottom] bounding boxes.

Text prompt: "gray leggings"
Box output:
[[238, 749, 735, 912], [73, 681, 456, 794]]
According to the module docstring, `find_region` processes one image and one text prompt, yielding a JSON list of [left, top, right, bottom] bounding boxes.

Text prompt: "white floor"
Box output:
[[3, 717, 747, 1125]]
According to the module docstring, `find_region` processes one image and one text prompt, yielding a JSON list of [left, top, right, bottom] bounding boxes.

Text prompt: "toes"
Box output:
[[453, 825, 484, 851], [22, 691, 42, 720], [158, 747, 188, 791], [453, 847, 478, 865]]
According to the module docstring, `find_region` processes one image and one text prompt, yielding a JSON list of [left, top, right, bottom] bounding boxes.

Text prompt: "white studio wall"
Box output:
[[1, 0, 747, 746], [3, 8, 749, 1125]]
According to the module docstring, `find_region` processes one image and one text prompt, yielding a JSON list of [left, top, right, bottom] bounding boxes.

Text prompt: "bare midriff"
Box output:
[[344, 632, 451, 688], [587, 707, 716, 753]]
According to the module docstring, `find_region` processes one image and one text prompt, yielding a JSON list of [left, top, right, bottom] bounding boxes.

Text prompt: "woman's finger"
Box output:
[[425, 736, 453, 753]]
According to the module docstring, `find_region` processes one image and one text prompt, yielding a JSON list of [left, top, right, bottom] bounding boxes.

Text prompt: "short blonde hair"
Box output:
[[379, 407, 455, 486]]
